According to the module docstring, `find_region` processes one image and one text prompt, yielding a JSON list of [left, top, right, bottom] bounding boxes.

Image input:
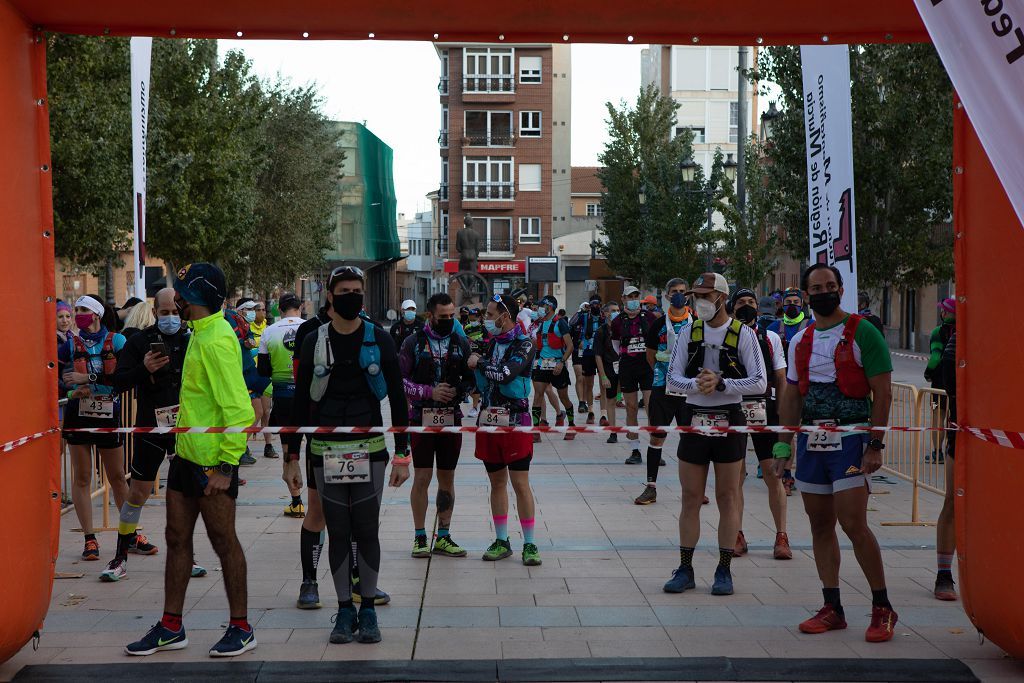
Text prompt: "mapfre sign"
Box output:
[[444, 260, 525, 274]]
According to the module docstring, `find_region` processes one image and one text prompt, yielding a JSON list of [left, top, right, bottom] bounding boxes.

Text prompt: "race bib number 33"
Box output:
[[807, 421, 843, 452], [323, 447, 370, 484]]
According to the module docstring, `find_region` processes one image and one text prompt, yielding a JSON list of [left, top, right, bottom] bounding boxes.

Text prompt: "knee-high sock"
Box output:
[[300, 527, 325, 582], [116, 501, 144, 558], [520, 517, 535, 545]]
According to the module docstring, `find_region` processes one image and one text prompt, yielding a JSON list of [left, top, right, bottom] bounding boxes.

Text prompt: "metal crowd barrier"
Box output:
[[879, 382, 949, 526]]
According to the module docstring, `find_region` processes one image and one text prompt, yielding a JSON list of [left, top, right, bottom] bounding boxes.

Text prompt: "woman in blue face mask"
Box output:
[[390, 299, 424, 350]]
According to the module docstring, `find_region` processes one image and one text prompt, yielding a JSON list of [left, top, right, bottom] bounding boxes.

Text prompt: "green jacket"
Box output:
[[176, 312, 255, 466]]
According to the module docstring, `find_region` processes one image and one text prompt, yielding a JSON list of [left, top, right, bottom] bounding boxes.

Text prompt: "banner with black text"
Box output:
[[800, 44, 857, 313], [130, 37, 152, 301], [915, 0, 1024, 229]]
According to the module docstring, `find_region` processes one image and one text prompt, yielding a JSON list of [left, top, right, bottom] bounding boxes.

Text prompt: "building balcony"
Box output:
[[480, 237, 514, 257], [462, 132, 514, 148], [438, 77, 449, 96], [461, 183, 515, 202], [462, 76, 516, 103], [438, 130, 449, 147], [439, 183, 449, 201]]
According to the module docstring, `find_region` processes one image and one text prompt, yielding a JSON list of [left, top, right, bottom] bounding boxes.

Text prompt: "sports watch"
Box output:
[[88, 372, 98, 383], [715, 378, 727, 392], [867, 438, 886, 452], [217, 462, 235, 477]]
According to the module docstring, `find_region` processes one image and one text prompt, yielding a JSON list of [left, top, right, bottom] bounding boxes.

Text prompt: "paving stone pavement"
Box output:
[[4, 424, 1021, 682]]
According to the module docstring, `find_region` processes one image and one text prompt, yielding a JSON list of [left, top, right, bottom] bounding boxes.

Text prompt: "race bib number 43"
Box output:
[[422, 407, 455, 426], [807, 420, 843, 452], [323, 447, 371, 484], [80, 396, 114, 419], [481, 407, 511, 427]]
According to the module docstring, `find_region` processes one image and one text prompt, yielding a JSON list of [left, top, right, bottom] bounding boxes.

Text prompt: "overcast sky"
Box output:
[[219, 40, 647, 217]]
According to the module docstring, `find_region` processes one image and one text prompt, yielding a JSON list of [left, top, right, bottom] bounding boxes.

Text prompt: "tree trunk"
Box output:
[[104, 256, 115, 307]]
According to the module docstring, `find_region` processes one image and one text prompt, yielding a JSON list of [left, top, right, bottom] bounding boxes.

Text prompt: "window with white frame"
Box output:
[[586, 203, 603, 217], [471, 216, 513, 253], [464, 47, 514, 93], [519, 217, 541, 244], [519, 111, 542, 137], [519, 56, 542, 84], [676, 126, 705, 144], [729, 102, 739, 144], [518, 163, 541, 192], [463, 157, 514, 200], [464, 111, 513, 146], [439, 51, 449, 94], [439, 107, 449, 147], [440, 159, 449, 199]]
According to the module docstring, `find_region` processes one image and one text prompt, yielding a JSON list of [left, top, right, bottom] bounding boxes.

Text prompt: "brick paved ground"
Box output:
[[4, 426, 1021, 682]]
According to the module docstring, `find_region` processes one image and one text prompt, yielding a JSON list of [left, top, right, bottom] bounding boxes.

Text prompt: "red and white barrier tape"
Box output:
[[0, 428, 59, 453]]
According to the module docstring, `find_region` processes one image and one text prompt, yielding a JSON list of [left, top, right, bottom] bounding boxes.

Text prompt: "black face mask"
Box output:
[[784, 304, 801, 319], [331, 292, 363, 320], [808, 291, 841, 317], [433, 318, 455, 337], [735, 305, 757, 324]]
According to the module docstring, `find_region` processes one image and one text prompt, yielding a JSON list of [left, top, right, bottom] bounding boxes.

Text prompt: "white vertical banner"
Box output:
[[130, 37, 152, 301], [914, 0, 1024, 229], [800, 44, 858, 313]]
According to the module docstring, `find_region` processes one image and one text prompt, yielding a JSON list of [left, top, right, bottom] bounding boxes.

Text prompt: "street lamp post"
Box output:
[[680, 159, 715, 271]]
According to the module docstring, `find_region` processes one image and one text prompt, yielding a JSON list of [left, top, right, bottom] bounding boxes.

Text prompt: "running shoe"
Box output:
[[533, 419, 549, 444], [564, 425, 576, 441], [555, 411, 567, 427], [82, 538, 100, 561], [711, 566, 734, 596], [466, 406, 479, 419], [482, 538, 513, 561], [616, 399, 625, 408], [659, 457, 666, 466], [865, 605, 899, 643], [351, 582, 391, 605], [129, 533, 159, 556], [432, 535, 467, 557], [599, 416, 609, 426], [782, 471, 795, 496], [634, 485, 657, 505], [756, 464, 763, 479], [125, 622, 188, 656], [663, 565, 696, 593], [639, 398, 645, 409], [411, 534, 431, 558], [100, 556, 127, 582], [773, 532, 793, 560], [703, 495, 710, 505], [578, 401, 588, 414], [239, 448, 257, 466], [283, 502, 306, 518], [606, 433, 618, 444], [522, 543, 542, 566], [734, 531, 748, 557], [297, 579, 321, 609], [264, 444, 279, 459], [191, 563, 208, 578], [625, 449, 642, 465], [934, 572, 958, 601], [799, 604, 848, 634], [356, 608, 381, 644], [586, 412, 595, 425], [329, 606, 358, 643], [209, 624, 257, 657]]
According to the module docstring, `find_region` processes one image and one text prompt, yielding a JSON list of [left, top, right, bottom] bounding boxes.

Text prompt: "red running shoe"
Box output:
[[799, 604, 848, 634], [865, 605, 898, 643]]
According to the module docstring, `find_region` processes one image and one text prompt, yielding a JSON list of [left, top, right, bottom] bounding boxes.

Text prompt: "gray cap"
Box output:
[[758, 296, 777, 314], [622, 285, 641, 297]]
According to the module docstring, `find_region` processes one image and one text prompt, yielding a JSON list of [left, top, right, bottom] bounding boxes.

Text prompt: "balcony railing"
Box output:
[[438, 77, 449, 95], [463, 132, 514, 147], [463, 76, 515, 94], [438, 130, 449, 147], [439, 183, 449, 200], [481, 237, 514, 254], [461, 183, 515, 201]]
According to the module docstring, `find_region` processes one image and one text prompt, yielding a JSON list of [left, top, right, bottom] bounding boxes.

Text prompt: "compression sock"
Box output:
[[531, 406, 542, 425], [679, 546, 695, 569], [937, 551, 954, 574], [116, 501, 144, 559], [493, 515, 509, 541], [646, 446, 662, 483], [437, 527, 450, 538], [717, 548, 734, 571], [520, 518, 535, 545], [823, 587, 844, 616], [229, 616, 251, 631], [291, 495, 302, 507], [160, 612, 183, 632], [300, 527, 324, 581], [871, 588, 893, 610]]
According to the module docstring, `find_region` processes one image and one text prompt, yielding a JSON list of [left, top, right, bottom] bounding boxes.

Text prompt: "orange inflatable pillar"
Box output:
[[0, 0, 62, 664], [954, 99, 1024, 657]]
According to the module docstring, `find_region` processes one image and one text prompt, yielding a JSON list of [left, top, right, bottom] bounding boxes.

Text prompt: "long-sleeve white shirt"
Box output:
[[666, 318, 767, 407]]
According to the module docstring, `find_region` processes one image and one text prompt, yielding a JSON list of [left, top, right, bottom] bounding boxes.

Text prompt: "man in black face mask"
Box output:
[[285, 266, 411, 645], [728, 289, 791, 561], [772, 264, 898, 644], [768, 287, 810, 358]]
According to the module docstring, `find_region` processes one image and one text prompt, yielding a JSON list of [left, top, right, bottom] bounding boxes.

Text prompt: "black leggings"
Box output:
[[314, 459, 387, 604]]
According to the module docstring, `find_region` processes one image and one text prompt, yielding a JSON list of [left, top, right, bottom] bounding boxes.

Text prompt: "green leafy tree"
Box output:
[[715, 142, 780, 289], [597, 85, 709, 288], [757, 44, 953, 290], [47, 34, 133, 270]]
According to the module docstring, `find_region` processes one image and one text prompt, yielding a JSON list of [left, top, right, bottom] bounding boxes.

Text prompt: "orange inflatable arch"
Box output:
[[1, 0, 1021, 662]]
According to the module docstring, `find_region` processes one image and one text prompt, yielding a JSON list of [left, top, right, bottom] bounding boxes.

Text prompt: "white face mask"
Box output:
[[694, 298, 720, 321]]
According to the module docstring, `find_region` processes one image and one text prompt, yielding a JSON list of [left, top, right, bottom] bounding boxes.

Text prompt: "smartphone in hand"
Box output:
[[150, 342, 166, 356]]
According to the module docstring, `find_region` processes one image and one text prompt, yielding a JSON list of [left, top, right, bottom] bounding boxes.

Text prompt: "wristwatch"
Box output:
[[868, 438, 886, 452], [715, 378, 727, 392], [88, 372, 98, 383], [217, 462, 235, 477]]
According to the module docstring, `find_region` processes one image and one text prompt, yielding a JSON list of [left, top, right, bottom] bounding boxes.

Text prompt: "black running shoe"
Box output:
[[297, 579, 321, 609], [625, 449, 642, 465], [607, 433, 618, 444]]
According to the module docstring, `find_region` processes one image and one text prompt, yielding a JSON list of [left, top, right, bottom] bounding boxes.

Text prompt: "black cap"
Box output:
[[122, 297, 143, 310], [279, 293, 302, 312], [174, 263, 227, 310]]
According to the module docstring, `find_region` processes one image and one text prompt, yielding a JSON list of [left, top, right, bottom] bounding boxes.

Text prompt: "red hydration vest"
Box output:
[[795, 314, 871, 398], [72, 332, 117, 379], [536, 316, 565, 351]]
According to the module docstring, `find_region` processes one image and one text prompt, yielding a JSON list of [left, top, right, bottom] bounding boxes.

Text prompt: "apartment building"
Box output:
[[437, 43, 571, 300]]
